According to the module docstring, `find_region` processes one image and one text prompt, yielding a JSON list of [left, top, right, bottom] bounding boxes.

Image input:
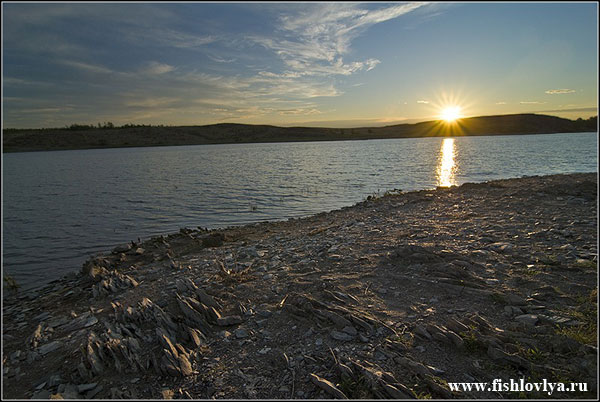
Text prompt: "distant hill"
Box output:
[[2, 113, 597, 153]]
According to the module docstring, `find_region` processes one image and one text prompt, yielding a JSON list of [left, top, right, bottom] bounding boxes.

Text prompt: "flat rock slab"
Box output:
[[514, 314, 539, 326], [38, 341, 61, 355]]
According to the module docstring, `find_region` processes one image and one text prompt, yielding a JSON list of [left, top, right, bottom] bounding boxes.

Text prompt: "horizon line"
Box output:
[[2, 111, 598, 131]]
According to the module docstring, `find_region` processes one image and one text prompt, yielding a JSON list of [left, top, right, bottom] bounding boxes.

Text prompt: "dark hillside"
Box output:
[[3, 114, 596, 153]]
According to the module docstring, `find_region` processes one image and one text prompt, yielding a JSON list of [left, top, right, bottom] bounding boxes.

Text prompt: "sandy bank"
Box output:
[[2, 173, 597, 399]]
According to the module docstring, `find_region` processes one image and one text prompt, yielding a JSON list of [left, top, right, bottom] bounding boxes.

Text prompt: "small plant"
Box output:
[[523, 267, 541, 277], [575, 259, 597, 270], [460, 330, 487, 354], [489, 292, 506, 304], [538, 254, 559, 266], [555, 288, 597, 346], [414, 390, 433, 399], [338, 374, 372, 399], [519, 345, 546, 363], [3, 273, 20, 294]]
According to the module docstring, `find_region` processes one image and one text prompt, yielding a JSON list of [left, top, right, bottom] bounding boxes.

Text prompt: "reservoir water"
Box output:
[[2, 132, 597, 291]]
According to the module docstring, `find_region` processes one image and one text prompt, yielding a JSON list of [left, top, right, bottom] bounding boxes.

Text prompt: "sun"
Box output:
[[439, 106, 462, 122]]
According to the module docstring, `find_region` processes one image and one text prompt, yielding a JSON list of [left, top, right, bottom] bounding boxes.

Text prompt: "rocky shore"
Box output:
[[2, 173, 597, 399]]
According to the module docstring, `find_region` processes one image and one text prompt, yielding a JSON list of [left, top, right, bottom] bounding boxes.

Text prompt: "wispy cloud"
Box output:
[[520, 101, 547, 104], [141, 61, 175, 75], [149, 29, 215, 49], [417, 100, 429, 104], [206, 54, 237, 63], [124, 97, 180, 108], [545, 88, 576, 94], [495, 101, 507, 105], [253, 3, 427, 77], [535, 107, 597, 113], [60, 60, 115, 74]]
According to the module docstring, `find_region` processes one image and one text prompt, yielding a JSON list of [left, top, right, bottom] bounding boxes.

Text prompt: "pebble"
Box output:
[[234, 329, 249, 339], [504, 293, 527, 306], [330, 330, 354, 341]]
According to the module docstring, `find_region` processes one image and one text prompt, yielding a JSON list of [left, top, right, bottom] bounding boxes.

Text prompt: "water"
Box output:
[[2, 132, 597, 291]]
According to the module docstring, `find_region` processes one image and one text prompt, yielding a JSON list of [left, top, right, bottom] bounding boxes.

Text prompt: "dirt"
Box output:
[[2, 172, 597, 399]]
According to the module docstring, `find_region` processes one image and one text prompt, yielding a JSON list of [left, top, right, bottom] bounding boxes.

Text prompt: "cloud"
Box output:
[[206, 54, 237, 63], [495, 101, 507, 105], [60, 60, 115, 74], [545, 89, 576, 94], [252, 3, 426, 77], [520, 101, 547, 104], [153, 30, 215, 49], [124, 97, 180, 108], [534, 107, 597, 114], [417, 100, 429, 104], [142, 62, 175, 75], [277, 107, 322, 116]]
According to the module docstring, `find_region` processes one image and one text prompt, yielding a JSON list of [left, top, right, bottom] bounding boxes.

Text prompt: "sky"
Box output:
[[2, 1, 598, 129]]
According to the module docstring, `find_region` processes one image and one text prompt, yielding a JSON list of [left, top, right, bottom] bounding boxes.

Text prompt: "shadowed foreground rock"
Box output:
[[2, 173, 597, 399]]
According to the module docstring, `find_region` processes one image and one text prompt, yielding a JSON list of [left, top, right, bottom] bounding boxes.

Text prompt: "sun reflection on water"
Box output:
[[437, 138, 457, 187]]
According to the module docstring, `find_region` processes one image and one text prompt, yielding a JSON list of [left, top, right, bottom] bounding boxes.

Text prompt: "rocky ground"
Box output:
[[2, 173, 598, 399]]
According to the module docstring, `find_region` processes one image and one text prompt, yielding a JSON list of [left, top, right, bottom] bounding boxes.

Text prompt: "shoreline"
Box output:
[[2, 130, 597, 157], [3, 130, 596, 155], [2, 172, 598, 399]]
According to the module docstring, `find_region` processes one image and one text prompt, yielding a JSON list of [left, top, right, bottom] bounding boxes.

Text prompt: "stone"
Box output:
[[538, 314, 573, 326], [38, 341, 61, 355], [487, 346, 529, 369], [177, 354, 194, 376], [504, 293, 527, 306], [395, 356, 431, 377], [317, 310, 353, 328], [444, 330, 464, 349], [31, 390, 51, 399], [113, 244, 131, 254], [77, 383, 97, 393], [342, 326, 358, 336], [33, 312, 51, 322], [445, 318, 469, 334], [201, 233, 224, 247], [382, 383, 412, 399], [48, 375, 63, 388], [309, 373, 348, 399], [330, 330, 354, 341], [234, 329, 249, 339], [256, 310, 272, 318], [489, 242, 513, 252], [216, 315, 243, 326], [86, 385, 103, 399], [504, 306, 523, 316], [515, 314, 539, 326], [413, 324, 432, 340]]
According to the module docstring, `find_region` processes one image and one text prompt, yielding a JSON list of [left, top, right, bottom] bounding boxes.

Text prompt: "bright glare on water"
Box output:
[[2, 132, 597, 290]]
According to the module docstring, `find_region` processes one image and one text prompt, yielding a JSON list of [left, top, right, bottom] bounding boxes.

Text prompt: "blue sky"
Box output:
[[2, 2, 598, 128]]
